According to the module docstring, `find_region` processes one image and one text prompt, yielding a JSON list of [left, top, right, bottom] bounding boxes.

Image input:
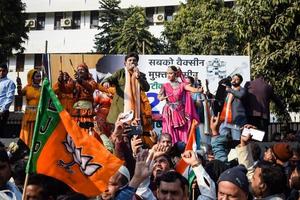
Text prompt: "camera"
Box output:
[[128, 124, 143, 137]]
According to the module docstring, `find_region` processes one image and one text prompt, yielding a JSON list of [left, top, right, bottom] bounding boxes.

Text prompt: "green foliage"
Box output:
[[0, 0, 28, 63], [95, 2, 161, 54], [112, 7, 162, 54], [235, 0, 300, 112], [94, 0, 124, 54], [163, 0, 240, 55], [164, 0, 300, 112]]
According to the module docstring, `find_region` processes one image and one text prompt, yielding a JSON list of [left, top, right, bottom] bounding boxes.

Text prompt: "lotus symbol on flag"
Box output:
[[58, 134, 102, 176]]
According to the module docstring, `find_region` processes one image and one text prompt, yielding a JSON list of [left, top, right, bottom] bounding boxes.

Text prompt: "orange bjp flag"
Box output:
[[26, 79, 123, 197]]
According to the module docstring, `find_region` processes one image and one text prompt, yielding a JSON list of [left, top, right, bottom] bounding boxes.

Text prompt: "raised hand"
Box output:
[[133, 67, 140, 79], [130, 135, 143, 156], [181, 150, 201, 166], [210, 112, 220, 136], [129, 149, 153, 188], [150, 144, 170, 160], [149, 130, 158, 144]]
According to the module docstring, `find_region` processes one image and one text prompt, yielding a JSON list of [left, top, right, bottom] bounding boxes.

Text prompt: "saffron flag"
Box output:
[[26, 79, 123, 197]]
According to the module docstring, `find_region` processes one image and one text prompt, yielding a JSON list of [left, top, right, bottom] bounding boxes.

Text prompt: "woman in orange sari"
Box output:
[[17, 69, 41, 147]]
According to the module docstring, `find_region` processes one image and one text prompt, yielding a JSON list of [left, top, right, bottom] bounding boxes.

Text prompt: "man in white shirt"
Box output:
[[0, 63, 16, 137]]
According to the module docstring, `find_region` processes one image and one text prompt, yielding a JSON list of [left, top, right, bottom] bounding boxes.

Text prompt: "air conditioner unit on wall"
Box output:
[[61, 18, 72, 27], [153, 14, 165, 23], [25, 19, 36, 28]]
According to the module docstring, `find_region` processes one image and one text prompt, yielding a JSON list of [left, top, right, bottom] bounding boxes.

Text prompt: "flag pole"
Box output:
[[22, 79, 47, 200], [60, 56, 63, 71], [22, 174, 29, 200]]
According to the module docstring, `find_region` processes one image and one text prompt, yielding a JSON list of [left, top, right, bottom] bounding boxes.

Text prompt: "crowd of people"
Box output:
[[0, 52, 299, 200]]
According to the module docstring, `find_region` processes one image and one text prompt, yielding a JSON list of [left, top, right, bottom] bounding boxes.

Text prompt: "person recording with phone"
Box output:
[[219, 73, 247, 142]]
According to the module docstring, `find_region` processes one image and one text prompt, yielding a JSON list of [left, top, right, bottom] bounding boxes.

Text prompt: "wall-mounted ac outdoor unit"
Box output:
[[61, 18, 72, 27], [153, 14, 165, 23], [25, 19, 36, 28]]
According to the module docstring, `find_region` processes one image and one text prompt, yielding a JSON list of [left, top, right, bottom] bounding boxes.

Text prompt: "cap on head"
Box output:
[[272, 143, 293, 163], [218, 165, 249, 194]]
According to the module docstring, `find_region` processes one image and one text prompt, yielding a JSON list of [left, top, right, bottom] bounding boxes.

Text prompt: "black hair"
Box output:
[[187, 76, 195, 85], [155, 154, 174, 169], [125, 52, 139, 62], [0, 63, 8, 70], [156, 171, 188, 194], [251, 143, 262, 161], [32, 70, 39, 80], [57, 193, 88, 200], [28, 174, 70, 199], [168, 141, 186, 158], [119, 173, 130, 187], [11, 158, 27, 181], [0, 141, 5, 148], [0, 147, 9, 162], [292, 143, 300, 155], [256, 161, 287, 195], [205, 160, 230, 184], [168, 66, 178, 72], [233, 73, 243, 83]]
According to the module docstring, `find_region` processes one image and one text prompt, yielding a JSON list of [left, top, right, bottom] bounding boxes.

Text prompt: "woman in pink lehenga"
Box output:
[[158, 66, 203, 143]]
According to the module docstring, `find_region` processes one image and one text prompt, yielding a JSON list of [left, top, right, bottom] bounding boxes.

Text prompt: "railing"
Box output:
[[2, 113, 300, 141], [267, 122, 300, 141]]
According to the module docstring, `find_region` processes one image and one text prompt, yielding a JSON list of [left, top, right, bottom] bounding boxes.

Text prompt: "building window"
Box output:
[[16, 54, 25, 72], [146, 7, 155, 25], [72, 11, 81, 29], [165, 6, 175, 21], [54, 12, 63, 30], [34, 54, 42, 68], [90, 11, 99, 29], [224, 1, 235, 8], [36, 13, 45, 30]]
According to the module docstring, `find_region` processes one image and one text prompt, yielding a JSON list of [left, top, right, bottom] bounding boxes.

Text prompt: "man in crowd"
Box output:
[[157, 133, 172, 149], [250, 161, 286, 199], [244, 76, 290, 140], [219, 73, 247, 141], [0, 63, 16, 137], [103, 52, 150, 124], [217, 165, 249, 200], [156, 171, 189, 200], [0, 147, 22, 200]]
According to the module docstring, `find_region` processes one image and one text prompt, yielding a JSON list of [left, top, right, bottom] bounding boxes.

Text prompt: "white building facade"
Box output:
[[7, 0, 182, 105], [8, 0, 182, 73]]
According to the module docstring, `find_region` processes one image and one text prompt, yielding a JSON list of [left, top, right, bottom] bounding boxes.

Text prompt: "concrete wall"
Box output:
[[23, 0, 184, 12]]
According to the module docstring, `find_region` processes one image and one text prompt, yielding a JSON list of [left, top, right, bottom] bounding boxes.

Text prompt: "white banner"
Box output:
[[93, 54, 250, 114]]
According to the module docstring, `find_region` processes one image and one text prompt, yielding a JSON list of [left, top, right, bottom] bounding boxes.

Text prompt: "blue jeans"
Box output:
[[219, 122, 241, 141]]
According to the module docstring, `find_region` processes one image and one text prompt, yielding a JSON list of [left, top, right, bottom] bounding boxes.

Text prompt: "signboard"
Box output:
[[51, 54, 250, 132], [93, 54, 250, 114]]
